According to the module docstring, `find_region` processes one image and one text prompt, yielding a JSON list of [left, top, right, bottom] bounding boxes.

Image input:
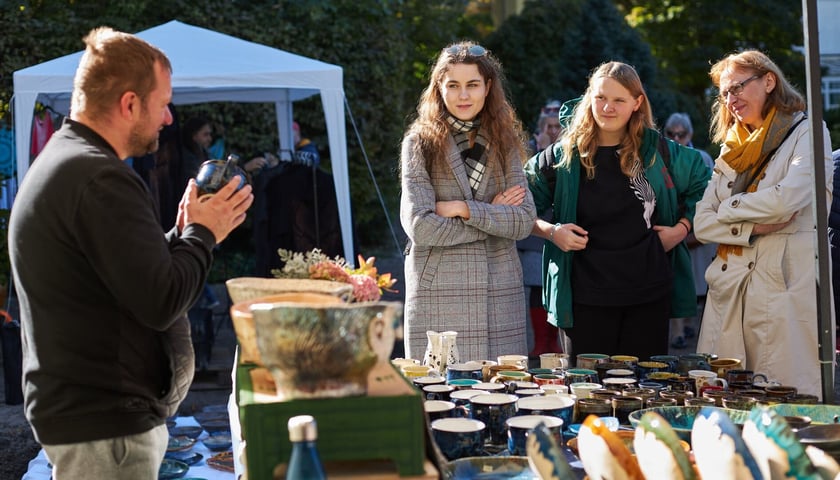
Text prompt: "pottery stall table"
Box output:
[[22, 416, 235, 480]]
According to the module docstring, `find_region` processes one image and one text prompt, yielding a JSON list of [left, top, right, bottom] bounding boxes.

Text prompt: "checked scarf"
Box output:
[[446, 114, 490, 195]]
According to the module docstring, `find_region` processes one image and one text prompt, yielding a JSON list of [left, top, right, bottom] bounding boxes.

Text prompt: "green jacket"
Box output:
[[525, 128, 711, 328]]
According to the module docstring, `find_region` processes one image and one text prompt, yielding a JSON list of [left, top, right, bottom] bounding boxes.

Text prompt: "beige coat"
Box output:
[[695, 112, 834, 398], [400, 133, 537, 361]]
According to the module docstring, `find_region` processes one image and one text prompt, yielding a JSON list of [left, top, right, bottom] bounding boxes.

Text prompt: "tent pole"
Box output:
[[803, 0, 835, 403]]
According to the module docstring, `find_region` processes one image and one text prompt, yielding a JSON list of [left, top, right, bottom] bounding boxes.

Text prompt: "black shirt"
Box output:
[[572, 145, 672, 305]]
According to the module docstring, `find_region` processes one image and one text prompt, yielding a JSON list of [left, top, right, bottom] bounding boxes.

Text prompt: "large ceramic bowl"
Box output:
[[230, 292, 344, 365], [251, 298, 402, 400], [225, 277, 354, 304], [628, 406, 750, 443]]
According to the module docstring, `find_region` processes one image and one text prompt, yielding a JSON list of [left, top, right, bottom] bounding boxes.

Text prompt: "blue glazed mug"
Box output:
[[506, 415, 564, 455], [446, 362, 484, 383], [516, 395, 575, 429], [677, 354, 711, 374], [431, 418, 486, 460], [423, 400, 466, 422], [649, 355, 679, 372], [469, 393, 518, 445], [423, 384, 455, 401]]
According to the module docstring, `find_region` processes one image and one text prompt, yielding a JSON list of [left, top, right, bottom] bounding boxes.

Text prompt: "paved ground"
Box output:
[[2, 255, 839, 479]]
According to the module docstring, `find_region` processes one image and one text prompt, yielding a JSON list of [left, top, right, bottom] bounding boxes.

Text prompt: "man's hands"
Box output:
[[177, 178, 254, 243]]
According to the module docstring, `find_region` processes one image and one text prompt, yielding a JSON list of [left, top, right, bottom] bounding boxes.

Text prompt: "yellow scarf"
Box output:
[[717, 107, 794, 259]]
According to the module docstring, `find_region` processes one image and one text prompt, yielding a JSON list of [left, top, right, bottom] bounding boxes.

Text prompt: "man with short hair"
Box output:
[[9, 26, 253, 479]]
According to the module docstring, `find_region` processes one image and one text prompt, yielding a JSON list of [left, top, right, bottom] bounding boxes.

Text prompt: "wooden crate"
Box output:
[[236, 363, 428, 480]]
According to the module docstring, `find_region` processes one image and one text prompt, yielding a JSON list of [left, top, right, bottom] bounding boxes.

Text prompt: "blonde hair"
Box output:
[[403, 41, 526, 175], [708, 50, 805, 143], [71, 27, 172, 120], [560, 61, 654, 179]]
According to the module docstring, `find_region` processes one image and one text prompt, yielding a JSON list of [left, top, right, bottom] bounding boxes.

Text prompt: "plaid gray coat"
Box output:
[[400, 133, 537, 362]]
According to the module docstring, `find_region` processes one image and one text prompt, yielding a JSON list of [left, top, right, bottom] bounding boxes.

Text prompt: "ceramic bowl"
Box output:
[[159, 458, 189, 480], [164, 451, 203, 466], [628, 406, 750, 443], [768, 403, 840, 424], [442, 456, 535, 479], [229, 292, 345, 365], [203, 432, 233, 452], [192, 411, 228, 432], [796, 424, 840, 460], [168, 425, 203, 440], [566, 429, 690, 456], [225, 277, 354, 304], [250, 298, 402, 400], [167, 436, 197, 452], [199, 418, 230, 434]]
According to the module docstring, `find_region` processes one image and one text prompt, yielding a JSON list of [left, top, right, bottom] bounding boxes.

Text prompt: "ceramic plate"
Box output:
[[167, 436, 197, 452], [158, 458, 189, 480], [164, 451, 203, 466], [444, 456, 538, 479], [169, 426, 203, 439], [207, 451, 235, 473]]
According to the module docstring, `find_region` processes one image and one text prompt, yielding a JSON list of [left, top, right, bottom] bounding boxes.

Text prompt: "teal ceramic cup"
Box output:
[[564, 368, 599, 385]]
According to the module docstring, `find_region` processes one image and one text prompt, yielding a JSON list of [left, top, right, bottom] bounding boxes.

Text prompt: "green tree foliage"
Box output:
[[485, 0, 677, 136], [0, 0, 477, 255], [616, 0, 804, 149]]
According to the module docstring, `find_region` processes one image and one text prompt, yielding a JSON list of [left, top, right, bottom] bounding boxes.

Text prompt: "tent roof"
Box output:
[[14, 20, 343, 106]]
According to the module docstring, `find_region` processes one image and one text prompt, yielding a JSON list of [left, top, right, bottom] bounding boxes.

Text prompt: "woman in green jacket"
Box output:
[[525, 61, 710, 361]]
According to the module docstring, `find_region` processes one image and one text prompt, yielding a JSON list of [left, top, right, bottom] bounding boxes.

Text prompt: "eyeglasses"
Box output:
[[445, 44, 487, 57], [717, 74, 762, 101], [541, 106, 561, 115], [665, 129, 688, 140]]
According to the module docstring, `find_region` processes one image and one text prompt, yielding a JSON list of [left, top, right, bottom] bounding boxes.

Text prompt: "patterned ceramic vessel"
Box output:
[[250, 298, 402, 400]]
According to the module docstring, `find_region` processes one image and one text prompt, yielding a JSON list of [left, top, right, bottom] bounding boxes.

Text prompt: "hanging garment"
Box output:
[[30, 111, 55, 157]]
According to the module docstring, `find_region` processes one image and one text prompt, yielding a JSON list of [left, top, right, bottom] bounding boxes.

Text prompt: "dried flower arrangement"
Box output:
[[272, 248, 398, 302]]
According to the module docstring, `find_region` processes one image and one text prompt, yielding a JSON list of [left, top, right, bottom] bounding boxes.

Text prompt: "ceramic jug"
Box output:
[[423, 330, 460, 373]]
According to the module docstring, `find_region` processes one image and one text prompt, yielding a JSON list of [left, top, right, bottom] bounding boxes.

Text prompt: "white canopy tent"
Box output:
[[12, 20, 354, 261]]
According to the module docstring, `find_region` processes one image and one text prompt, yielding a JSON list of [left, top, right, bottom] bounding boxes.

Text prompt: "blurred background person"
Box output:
[[528, 99, 563, 156], [662, 112, 715, 349]]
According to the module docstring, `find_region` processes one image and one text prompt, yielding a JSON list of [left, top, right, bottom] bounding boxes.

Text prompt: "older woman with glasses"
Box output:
[[525, 62, 709, 362], [400, 41, 536, 361], [694, 50, 833, 398]]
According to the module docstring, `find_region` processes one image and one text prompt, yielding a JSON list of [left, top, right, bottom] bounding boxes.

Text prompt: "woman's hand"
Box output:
[[435, 200, 470, 219], [653, 223, 688, 252], [753, 212, 797, 236], [552, 223, 588, 252], [492, 185, 526, 206]]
